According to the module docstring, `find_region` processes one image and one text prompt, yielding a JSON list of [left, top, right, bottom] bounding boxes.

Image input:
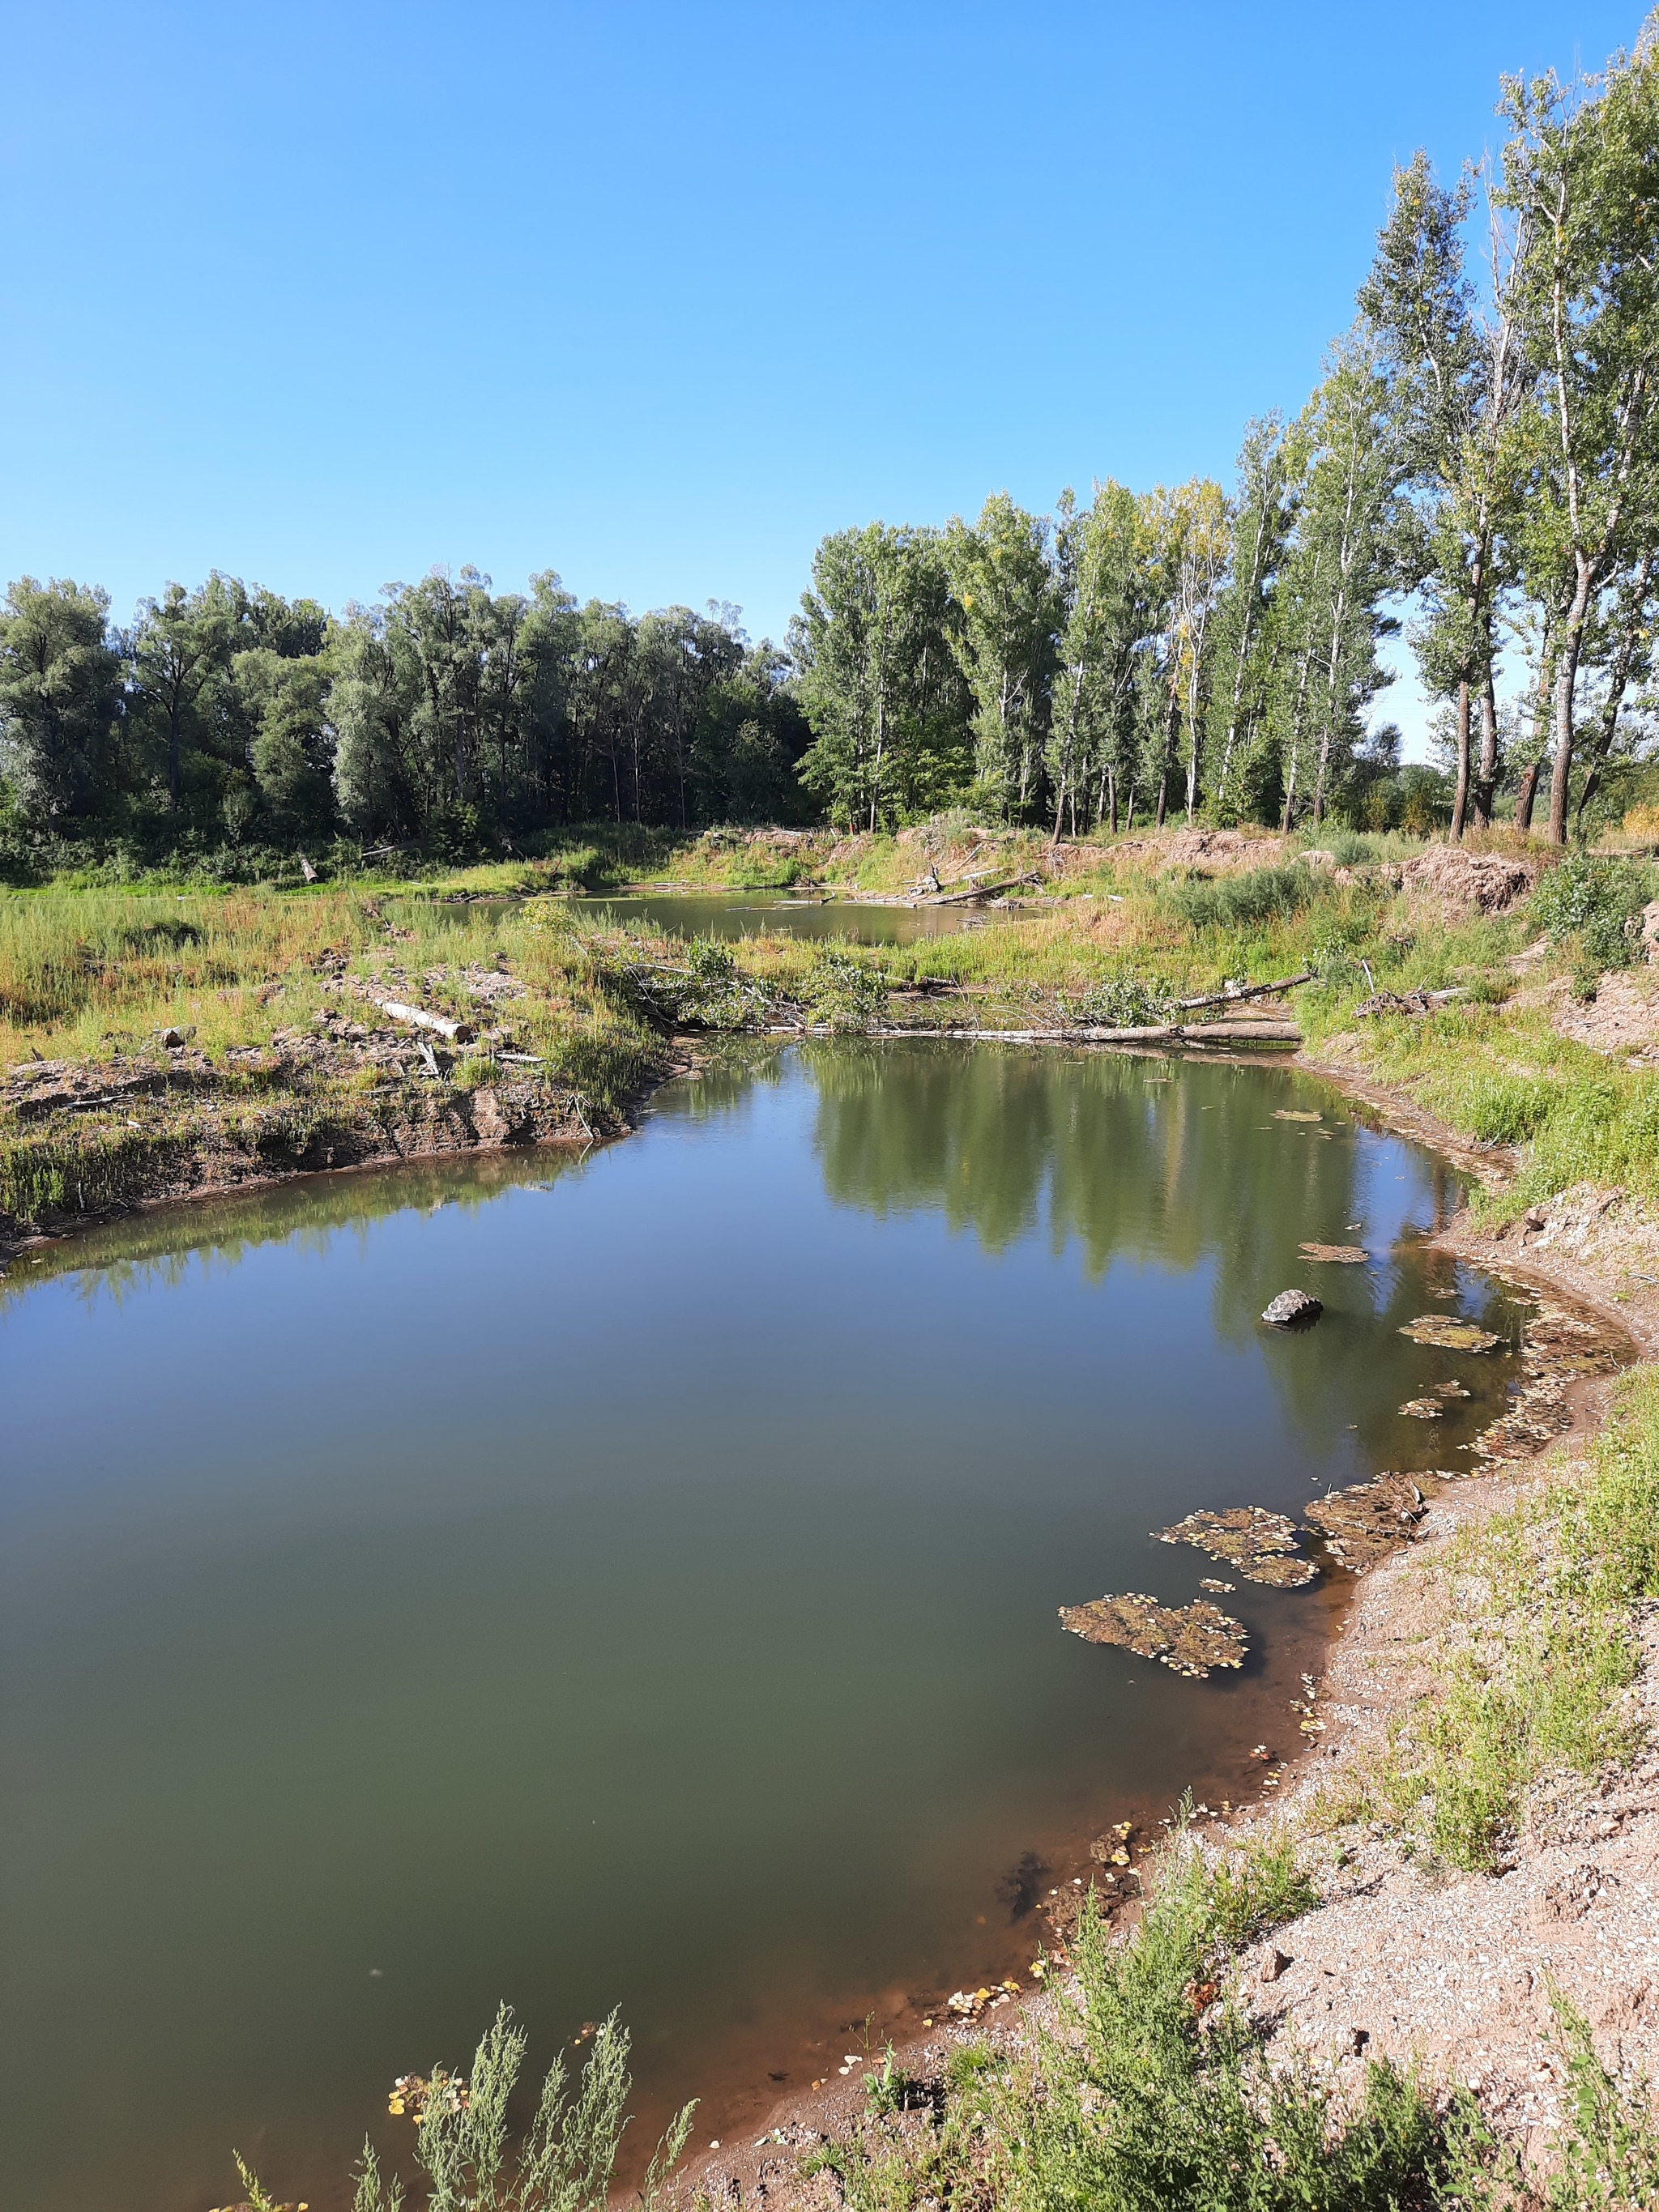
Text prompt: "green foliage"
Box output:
[[1531, 853, 1656, 973], [1166, 861, 1316, 932], [998, 1841, 1442, 2211], [805, 948, 889, 1031], [1064, 974, 1173, 1027]]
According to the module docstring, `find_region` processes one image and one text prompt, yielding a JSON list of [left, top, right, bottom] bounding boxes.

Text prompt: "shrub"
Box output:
[[1532, 853, 1656, 973]]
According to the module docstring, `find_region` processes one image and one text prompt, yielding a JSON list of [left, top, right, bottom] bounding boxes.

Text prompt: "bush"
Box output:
[[1532, 852, 1656, 973], [1167, 863, 1314, 933]]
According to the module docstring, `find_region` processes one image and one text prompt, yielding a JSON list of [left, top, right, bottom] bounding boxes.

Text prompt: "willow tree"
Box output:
[[0, 577, 120, 823]]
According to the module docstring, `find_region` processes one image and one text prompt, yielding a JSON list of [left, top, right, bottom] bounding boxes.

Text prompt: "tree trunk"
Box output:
[[1547, 557, 1594, 844], [1473, 674, 1499, 829], [1514, 760, 1542, 831], [1450, 680, 1472, 840], [1574, 544, 1656, 825]]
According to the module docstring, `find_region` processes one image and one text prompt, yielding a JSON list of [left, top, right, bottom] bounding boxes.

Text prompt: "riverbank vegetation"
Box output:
[[4, 820, 1658, 1243], [6, 37, 1659, 876]]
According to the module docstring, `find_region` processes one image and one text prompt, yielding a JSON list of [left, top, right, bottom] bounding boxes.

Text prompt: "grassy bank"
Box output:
[[5, 820, 1658, 1242]]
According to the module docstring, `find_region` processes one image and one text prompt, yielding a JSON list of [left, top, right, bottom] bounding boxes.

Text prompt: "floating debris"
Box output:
[[1060, 1592, 1247, 1677], [1262, 1288, 1323, 1328], [1398, 1315, 1502, 1351], [1299, 1242, 1368, 1263], [1432, 1379, 1471, 1399], [1304, 1473, 1427, 1571], [1469, 1297, 1624, 1463], [389, 2071, 470, 2122], [1154, 1505, 1316, 1588], [1398, 1396, 1444, 1419], [1273, 1110, 1322, 1123], [1199, 1575, 1236, 1593]]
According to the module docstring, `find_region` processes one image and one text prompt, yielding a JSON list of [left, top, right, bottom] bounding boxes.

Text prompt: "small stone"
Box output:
[[1262, 1288, 1322, 1328], [157, 1026, 186, 1048], [1260, 1949, 1290, 1984]]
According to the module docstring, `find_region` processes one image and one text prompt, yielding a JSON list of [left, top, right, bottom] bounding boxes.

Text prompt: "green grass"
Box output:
[[1376, 1365, 1659, 1872]]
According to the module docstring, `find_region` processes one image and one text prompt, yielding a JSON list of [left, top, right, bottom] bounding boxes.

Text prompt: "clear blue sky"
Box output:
[[0, 1, 1644, 677]]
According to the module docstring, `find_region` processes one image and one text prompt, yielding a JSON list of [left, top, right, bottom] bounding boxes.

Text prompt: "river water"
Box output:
[[0, 1040, 1527, 2210]]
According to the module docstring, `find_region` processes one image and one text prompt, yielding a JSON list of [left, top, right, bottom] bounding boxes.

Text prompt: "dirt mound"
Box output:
[[1400, 846, 1538, 913], [1112, 828, 1287, 874], [1517, 970, 1659, 1060]]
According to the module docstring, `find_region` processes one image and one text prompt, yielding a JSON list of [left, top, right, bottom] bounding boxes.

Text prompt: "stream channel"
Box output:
[[0, 1024, 1530, 2210]]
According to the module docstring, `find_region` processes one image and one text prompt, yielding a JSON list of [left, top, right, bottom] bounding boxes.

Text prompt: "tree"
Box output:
[[1207, 419, 1295, 822], [944, 495, 1057, 821], [1275, 334, 1405, 826], [0, 577, 119, 823], [1500, 44, 1659, 842], [129, 576, 243, 809], [1361, 148, 1533, 835], [1047, 481, 1155, 837], [791, 524, 966, 829]]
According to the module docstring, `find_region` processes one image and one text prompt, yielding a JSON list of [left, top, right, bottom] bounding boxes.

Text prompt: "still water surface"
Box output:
[[0, 1043, 1525, 2210]]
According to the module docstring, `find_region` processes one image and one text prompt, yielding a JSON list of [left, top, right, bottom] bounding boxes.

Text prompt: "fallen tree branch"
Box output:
[[1174, 970, 1314, 1011], [919, 1019, 1302, 1045], [366, 995, 476, 1044], [930, 870, 1043, 906]]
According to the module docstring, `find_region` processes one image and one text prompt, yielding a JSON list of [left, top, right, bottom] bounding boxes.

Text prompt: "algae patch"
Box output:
[[1059, 1592, 1247, 1677], [1153, 1505, 1316, 1588]]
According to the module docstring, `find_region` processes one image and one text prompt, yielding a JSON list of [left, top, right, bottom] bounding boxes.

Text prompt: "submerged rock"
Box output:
[[1399, 1315, 1501, 1351], [1154, 1506, 1316, 1588], [1262, 1288, 1323, 1328], [1299, 1242, 1368, 1264], [1059, 1592, 1247, 1678], [1304, 1473, 1428, 1571]]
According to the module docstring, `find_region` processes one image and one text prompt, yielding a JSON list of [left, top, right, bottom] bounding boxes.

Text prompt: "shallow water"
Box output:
[[0, 1042, 1528, 2210], [565, 890, 976, 941]]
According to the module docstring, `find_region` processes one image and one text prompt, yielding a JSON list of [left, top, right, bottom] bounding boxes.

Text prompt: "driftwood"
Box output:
[[930, 870, 1042, 906], [1174, 970, 1313, 1011], [916, 1019, 1301, 1046], [367, 995, 476, 1045]]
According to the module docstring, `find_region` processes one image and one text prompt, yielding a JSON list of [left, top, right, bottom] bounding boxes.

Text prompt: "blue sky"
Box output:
[[0, 0, 1644, 748]]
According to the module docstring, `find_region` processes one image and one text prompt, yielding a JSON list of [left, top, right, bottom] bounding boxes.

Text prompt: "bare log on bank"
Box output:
[[367, 996, 477, 1044]]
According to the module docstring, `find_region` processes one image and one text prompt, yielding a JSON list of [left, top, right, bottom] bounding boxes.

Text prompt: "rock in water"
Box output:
[[1261, 1288, 1322, 1328]]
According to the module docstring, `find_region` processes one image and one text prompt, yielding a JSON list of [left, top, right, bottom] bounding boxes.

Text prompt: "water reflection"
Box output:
[[1, 1041, 1525, 2212]]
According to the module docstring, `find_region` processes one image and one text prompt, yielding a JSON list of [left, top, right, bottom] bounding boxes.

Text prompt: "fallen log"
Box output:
[[930, 870, 1042, 906], [367, 995, 476, 1044], [911, 1020, 1302, 1046], [1175, 970, 1313, 1011]]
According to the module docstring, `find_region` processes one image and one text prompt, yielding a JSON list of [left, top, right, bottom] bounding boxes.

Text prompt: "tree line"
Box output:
[[792, 33, 1659, 843], [0, 570, 811, 859], [3, 34, 1656, 860]]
